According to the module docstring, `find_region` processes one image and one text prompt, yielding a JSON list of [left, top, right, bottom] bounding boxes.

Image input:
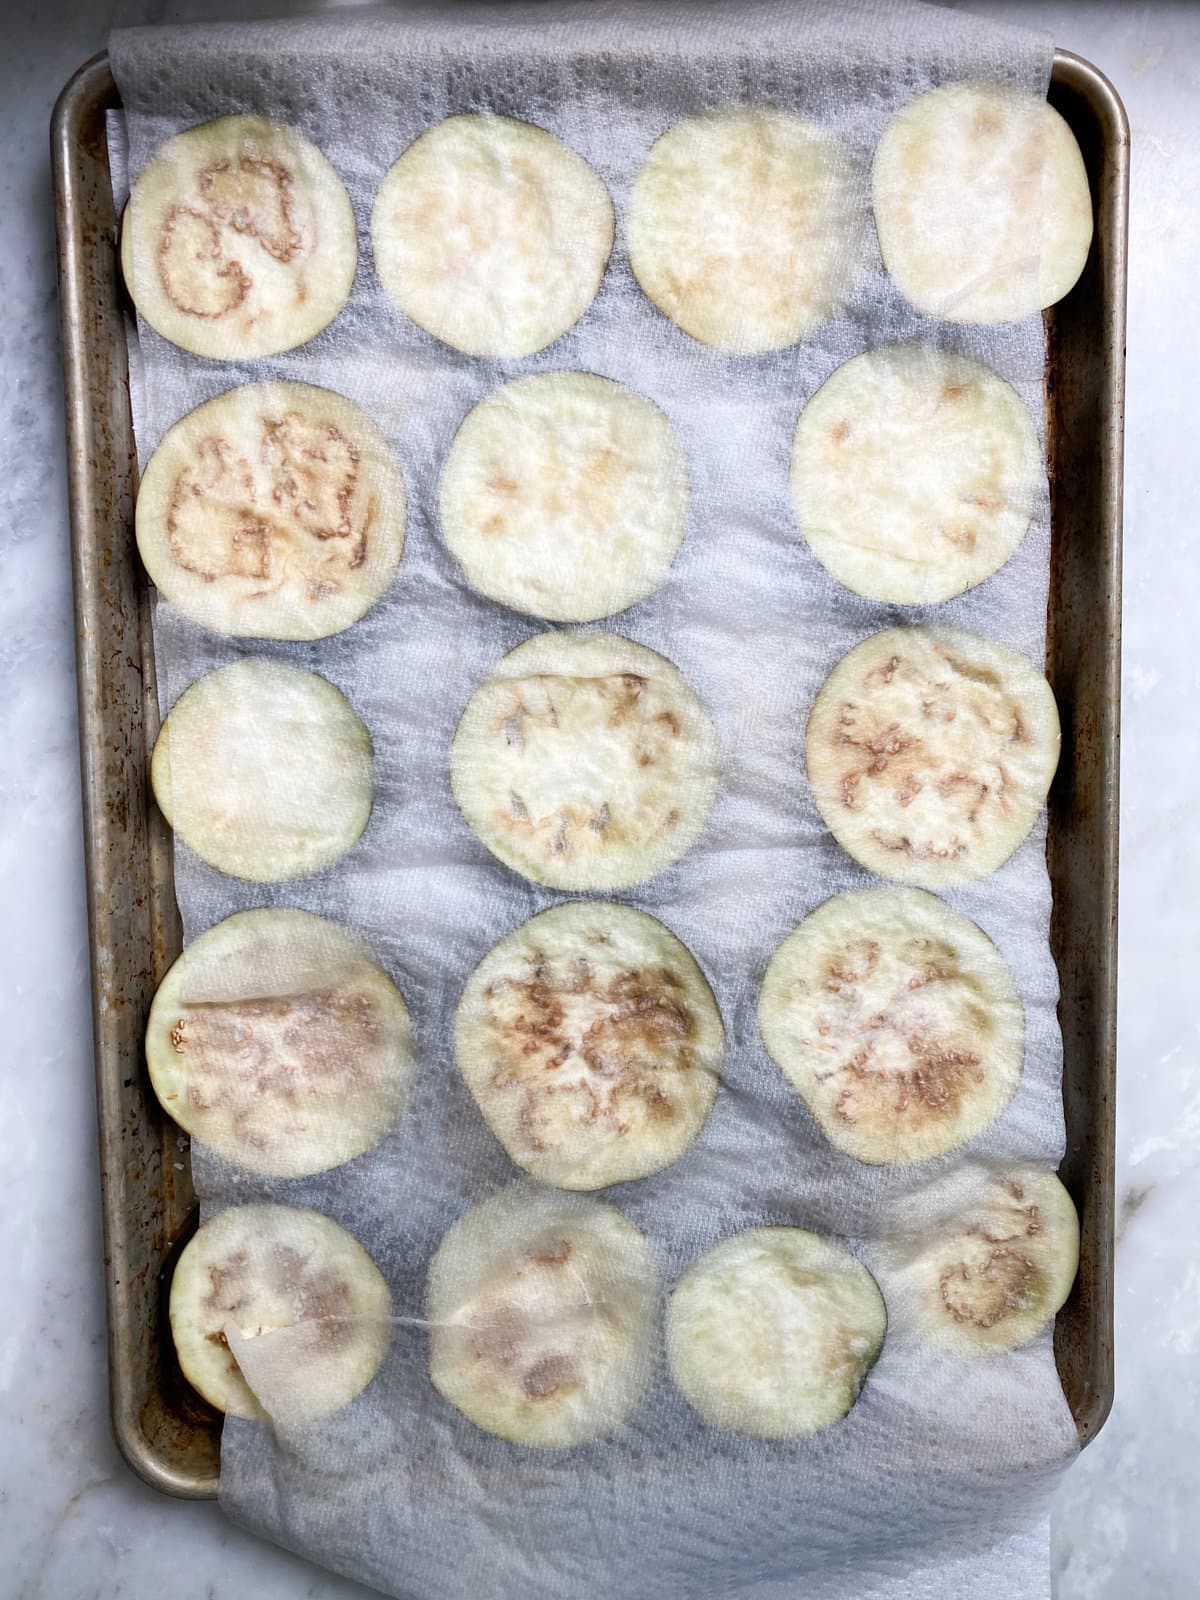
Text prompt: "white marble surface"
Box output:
[[0, 2, 1193, 1595]]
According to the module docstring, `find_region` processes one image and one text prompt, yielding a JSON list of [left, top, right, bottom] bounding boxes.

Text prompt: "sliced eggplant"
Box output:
[[136, 381, 405, 641], [759, 887, 1022, 1165], [146, 908, 413, 1179], [805, 625, 1060, 889], [456, 901, 722, 1190], [426, 1184, 657, 1448], [667, 1227, 886, 1440], [627, 110, 866, 353], [121, 115, 356, 359], [371, 114, 613, 358], [151, 659, 373, 883], [169, 1203, 391, 1421], [872, 82, 1093, 323], [791, 345, 1041, 604], [439, 371, 688, 623], [885, 1164, 1080, 1355], [449, 631, 719, 891]]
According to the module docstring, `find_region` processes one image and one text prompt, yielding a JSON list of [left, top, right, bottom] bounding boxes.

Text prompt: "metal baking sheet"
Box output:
[[51, 45, 1126, 1500]]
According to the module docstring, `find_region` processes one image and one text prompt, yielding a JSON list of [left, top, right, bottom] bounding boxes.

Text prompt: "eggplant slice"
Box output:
[[450, 631, 719, 892], [136, 381, 405, 641], [151, 658, 373, 883], [667, 1227, 886, 1439], [791, 345, 1041, 605], [146, 908, 413, 1179], [759, 887, 1023, 1165], [456, 901, 723, 1190], [372, 114, 613, 359], [440, 371, 688, 623], [872, 82, 1093, 324], [427, 1184, 658, 1448], [884, 1165, 1080, 1355], [121, 115, 356, 359], [170, 1203, 391, 1422], [627, 110, 867, 353], [805, 625, 1060, 889]]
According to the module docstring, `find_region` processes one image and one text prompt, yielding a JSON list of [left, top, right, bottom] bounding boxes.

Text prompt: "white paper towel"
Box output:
[[109, 4, 1078, 1596]]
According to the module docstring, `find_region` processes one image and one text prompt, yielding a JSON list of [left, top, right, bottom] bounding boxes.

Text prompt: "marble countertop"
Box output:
[[1, 2, 1192, 1595]]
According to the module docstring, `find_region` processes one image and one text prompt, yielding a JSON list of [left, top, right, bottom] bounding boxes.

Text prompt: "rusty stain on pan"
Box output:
[[51, 48, 1126, 1497]]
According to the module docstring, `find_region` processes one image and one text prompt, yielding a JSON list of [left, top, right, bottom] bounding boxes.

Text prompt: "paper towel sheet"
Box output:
[[110, 4, 1077, 1596]]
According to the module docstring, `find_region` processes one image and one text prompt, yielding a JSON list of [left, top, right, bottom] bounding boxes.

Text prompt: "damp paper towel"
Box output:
[[109, 2, 1078, 1596]]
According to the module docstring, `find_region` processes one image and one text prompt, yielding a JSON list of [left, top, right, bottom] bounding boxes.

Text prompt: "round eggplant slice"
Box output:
[[872, 82, 1093, 323], [371, 114, 613, 358], [136, 382, 405, 641], [439, 371, 688, 623], [151, 658, 373, 883], [885, 1165, 1079, 1355], [805, 625, 1059, 889], [627, 110, 867, 353], [456, 901, 722, 1190], [169, 1203, 391, 1421], [426, 1184, 657, 1448], [449, 631, 719, 891], [121, 115, 356, 359], [791, 346, 1041, 604], [759, 888, 1022, 1165], [146, 908, 413, 1178], [667, 1227, 886, 1440]]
